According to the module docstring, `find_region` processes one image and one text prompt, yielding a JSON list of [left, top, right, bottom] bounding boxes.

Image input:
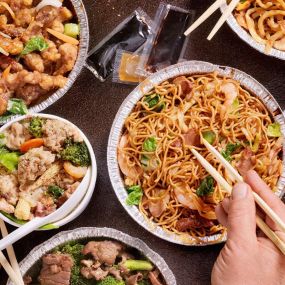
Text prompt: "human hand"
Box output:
[[211, 170, 285, 285]]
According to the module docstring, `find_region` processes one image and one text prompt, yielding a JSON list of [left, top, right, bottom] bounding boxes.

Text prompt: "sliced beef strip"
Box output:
[[176, 215, 214, 232], [82, 241, 123, 266], [38, 254, 73, 285], [173, 76, 193, 101]]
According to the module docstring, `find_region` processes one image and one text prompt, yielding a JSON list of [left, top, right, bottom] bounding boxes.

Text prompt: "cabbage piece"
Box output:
[[267, 123, 282, 137]]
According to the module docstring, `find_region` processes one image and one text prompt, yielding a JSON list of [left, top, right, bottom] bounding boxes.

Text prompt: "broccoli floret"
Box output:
[[29, 117, 44, 138], [47, 185, 64, 200], [97, 276, 125, 285], [60, 139, 91, 167], [122, 260, 153, 271]]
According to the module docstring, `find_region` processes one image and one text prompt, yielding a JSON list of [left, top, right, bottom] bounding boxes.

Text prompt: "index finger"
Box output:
[[244, 170, 285, 221]]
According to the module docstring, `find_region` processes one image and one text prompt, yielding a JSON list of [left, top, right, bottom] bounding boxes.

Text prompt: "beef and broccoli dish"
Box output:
[[24, 239, 166, 285], [0, 116, 90, 222]]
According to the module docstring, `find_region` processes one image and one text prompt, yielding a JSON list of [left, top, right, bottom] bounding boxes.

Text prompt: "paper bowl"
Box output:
[[221, 4, 285, 60], [0, 113, 97, 229], [0, 0, 89, 125], [107, 60, 285, 246], [6, 227, 176, 285]]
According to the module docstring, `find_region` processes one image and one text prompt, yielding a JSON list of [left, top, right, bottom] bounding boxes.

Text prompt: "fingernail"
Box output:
[[232, 183, 248, 200]]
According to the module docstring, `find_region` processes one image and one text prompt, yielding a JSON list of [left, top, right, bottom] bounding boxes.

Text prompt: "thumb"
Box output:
[[227, 183, 257, 245]]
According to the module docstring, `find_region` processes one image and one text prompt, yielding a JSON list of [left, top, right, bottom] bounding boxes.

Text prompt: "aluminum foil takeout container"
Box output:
[[6, 227, 177, 285], [1, 0, 89, 125], [220, 3, 285, 60], [107, 60, 285, 246], [0, 113, 97, 229]]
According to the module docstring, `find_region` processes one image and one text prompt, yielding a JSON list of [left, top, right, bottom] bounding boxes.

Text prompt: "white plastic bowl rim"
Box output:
[[0, 113, 97, 229]]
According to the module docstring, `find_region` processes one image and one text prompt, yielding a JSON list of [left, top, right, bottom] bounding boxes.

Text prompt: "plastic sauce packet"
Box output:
[[113, 47, 146, 85], [137, 3, 194, 76], [86, 8, 152, 82]]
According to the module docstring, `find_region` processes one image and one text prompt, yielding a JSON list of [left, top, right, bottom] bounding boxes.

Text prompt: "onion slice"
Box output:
[[35, 0, 62, 11], [0, 47, 9, 56], [0, 31, 11, 39], [0, 2, 15, 20]]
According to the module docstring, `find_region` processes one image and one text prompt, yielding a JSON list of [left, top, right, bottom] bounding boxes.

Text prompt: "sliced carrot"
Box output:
[[20, 138, 44, 153], [46, 28, 79, 46], [2, 64, 11, 79], [0, 2, 15, 20]]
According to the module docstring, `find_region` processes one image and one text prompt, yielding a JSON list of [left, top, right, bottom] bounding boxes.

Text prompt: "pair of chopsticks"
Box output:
[[191, 139, 285, 255], [184, 0, 240, 40], [0, 220, 24, 285]]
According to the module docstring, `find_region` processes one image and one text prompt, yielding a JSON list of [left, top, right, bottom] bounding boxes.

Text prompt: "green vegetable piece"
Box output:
[[251, 133, 261, 153], [0, 148, 19, 171], [221, 143, 241, 162], [126, 185, 143, 206], [231, 98, 239, 112], [144, 94, 165, 112], [20, 36, 48, 56], [61, 139, 91, 166], [29, 117, 44, 138], [123, 260, 153, 271], [143, 137, 157, 152], [7, 99, 28, 115], [196, 176, 214, 197], [0, 134, 5, 147], [64, 23, 80, 38], [202, 131, 216, 145], [48, 185, 64, 200], [0, 211, 58, 229], [97, 276, 125, 285], [140, 154, 149, 167], [267, 123, 282, 138]]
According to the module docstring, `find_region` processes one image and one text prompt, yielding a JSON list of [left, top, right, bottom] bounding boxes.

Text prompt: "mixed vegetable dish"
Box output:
[[0, 116, 91, 224], [0, 0, 80, 122]]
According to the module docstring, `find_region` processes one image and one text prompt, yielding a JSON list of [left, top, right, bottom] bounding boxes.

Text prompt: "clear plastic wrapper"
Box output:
[[86, 8, 152, 81], [137, 3, 194, 76]]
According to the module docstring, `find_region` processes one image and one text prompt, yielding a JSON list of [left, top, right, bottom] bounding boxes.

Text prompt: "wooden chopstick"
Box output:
[[207, 0, 240, 40], [190, 148, 285, 255], [202, 139, 285, 233], [0, 220, 24, 285], [0, 251, 23, 285], [184, 0, 226, 36]]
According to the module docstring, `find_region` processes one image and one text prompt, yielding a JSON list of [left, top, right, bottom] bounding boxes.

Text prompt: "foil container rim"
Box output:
[[6, 227, 177, 285], [107, 60, 285, 246], [220, 3, 285, 60], [1, 0, 90, 125]]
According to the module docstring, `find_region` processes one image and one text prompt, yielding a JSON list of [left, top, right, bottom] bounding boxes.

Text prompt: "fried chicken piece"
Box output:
[[54, 43, 78, 75], [15, 8, 36, 27], [41, 39, 61, 62], [0, 91, 12, 116], [4, 70, 67, 91], [0, 15, 25, 37], [24, 53, 45, 72], [0, 35, 23, 55], [36, 6, 59, 27], [16, 84, 46, 105], [58, 7, 73, 22], [21, 21, 43, 43], [0, 55, 23, 72]]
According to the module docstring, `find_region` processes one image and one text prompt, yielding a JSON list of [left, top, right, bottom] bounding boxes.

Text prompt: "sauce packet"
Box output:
[[137, 3, 194, 77], [86, 8, 152, 82]]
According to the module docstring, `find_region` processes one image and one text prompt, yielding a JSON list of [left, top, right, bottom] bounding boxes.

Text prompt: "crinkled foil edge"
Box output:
[[1, 0, 89, 124], [107, 60, 285, 246], [6, 227, 177, 285], [221, 4, 285, 60]]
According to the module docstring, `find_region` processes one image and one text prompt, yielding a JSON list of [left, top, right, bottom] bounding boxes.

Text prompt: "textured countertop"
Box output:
[[1, 1, 285, 285]]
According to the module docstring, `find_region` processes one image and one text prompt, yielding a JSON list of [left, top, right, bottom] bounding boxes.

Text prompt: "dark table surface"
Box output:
[[1, 1, 285, 285]]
